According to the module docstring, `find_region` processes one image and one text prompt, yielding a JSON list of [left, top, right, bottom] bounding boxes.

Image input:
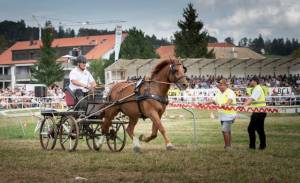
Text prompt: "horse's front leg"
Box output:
[[148, 112, 174, 151], [96, 116, 112, 149], [97, 108, 118, 149], [126, 117, 140, 153]]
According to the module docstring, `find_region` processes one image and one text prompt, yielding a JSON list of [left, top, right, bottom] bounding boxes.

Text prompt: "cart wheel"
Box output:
[[106, 123, 126, 152], [91, 124, 104, 151], [59, 116, 79, 152], [86, 124, 102, 150], [85, 131, 93, 150], [39, 116, 57, 150]]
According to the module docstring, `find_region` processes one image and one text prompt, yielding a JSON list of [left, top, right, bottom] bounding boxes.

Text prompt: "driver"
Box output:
[[69, 55, 96, 100]]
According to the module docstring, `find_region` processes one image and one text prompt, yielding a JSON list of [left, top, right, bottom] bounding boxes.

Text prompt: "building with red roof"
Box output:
[[156, 42, 264, 60], [0, 33, 126, 89]]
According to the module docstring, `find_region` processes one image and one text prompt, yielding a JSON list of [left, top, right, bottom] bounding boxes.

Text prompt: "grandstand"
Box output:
[[104, 58, 300, 84]]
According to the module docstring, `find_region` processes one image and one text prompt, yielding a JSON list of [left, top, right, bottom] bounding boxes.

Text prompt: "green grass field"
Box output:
[[0, 109, 299, 183]]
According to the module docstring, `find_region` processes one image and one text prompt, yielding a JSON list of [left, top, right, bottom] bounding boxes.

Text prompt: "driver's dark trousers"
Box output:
[[248, 112, 267, 149], [74, 89, 88, 110]]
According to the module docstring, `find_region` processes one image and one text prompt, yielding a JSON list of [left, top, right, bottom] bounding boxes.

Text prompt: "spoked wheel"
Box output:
[[59, 116, 79, 152], [85, 124, 94, 150], [39, 116, 58, 150], [106, 123, 126, 152], [91, 124, 104, 151], [86, 123, 102, 150]]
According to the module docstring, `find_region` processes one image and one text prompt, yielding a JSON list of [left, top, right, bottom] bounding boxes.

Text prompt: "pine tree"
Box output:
[[31, 26, 64, 86], [120, 27, 158, 59], [249, 34, 265, 54], [57, 26, 65, 38], [238, 37, 248, 47], [224, 37, 234, 45], [174, 3, 214, 58]]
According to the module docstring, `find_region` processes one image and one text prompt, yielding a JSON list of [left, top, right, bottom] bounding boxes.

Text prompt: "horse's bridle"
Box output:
[[168, 63, 188, 88], [118, 63, 188, 91]]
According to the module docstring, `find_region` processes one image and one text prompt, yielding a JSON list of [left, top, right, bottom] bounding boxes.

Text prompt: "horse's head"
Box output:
[[168, 60, 189, 90]]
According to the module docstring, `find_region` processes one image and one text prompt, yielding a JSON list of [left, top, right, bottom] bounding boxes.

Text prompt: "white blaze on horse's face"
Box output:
[[169, 62, 189, 90]]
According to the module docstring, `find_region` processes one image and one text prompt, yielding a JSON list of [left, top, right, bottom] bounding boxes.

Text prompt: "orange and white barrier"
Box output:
[[168, 102, 300, 113]]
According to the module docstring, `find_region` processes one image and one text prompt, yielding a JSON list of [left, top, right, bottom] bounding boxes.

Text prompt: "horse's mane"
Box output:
[[150, 59, 175, 78]]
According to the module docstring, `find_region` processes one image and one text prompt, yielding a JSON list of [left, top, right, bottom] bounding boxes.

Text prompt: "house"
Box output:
[[156, 43, 265, 59], [0, 33, 126, 89]]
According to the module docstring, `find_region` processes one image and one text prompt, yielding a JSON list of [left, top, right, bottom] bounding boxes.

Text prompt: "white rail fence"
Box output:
[[0, 95, 299, 111], [0, 96, 66, 110]]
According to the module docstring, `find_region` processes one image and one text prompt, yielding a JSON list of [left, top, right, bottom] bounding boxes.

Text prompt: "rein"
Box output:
[[117, 79, 173, 93]]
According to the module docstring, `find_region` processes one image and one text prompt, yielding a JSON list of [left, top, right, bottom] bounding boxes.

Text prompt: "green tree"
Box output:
[[57, 25, 65, 38], [145, 34, 171, 48], [88, 58, 114, 84], [238, 37, 248, 47], [31, 26, 64, 86], [89, 60, 105, 84], [292, 48, 300, 58], [174, 3, 214, 58], [0, 35, 8, 53], [208, 36, 218, 43], [249, 34, 264, 54], [120, 27, 158, 59], [224, 37, 234, 45]]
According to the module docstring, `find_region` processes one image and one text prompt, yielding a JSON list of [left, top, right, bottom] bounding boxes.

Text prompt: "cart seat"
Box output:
[[64, 87, 77, 106]]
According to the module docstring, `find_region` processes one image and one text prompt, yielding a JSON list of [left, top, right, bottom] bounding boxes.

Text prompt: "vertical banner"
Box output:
[[114, 25, 122, 61]]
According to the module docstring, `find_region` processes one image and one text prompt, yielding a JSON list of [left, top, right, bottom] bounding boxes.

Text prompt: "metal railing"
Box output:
[[0, 96, 66, 110], [0, 95, 300, 111]]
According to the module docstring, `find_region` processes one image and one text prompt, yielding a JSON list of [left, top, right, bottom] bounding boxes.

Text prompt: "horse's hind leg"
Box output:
[[148, 112, 174, 151], [139, 123, 158, 143], [126, 117, 141, 153]]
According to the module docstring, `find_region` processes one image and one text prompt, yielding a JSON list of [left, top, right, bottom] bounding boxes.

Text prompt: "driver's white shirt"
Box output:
[[69, 67, 95, 92]]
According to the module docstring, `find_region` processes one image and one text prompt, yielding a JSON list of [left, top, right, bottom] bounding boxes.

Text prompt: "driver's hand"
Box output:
[[88, 84, 95, 91], [84, 84, 92, 90]]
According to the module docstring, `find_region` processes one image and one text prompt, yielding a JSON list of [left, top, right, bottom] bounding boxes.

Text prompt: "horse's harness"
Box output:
[[133, 63, 187, 119]]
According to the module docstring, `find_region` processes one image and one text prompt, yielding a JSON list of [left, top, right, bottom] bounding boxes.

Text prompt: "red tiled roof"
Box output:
[[156, 43, 235, 59], [0, 34, 126, 65], [208, 42, 235, 47], [156, 43, 263, 59], [156, 45, 176, 59]]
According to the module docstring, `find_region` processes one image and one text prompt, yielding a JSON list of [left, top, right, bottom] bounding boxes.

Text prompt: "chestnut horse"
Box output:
[[98, 59, 189, 152]]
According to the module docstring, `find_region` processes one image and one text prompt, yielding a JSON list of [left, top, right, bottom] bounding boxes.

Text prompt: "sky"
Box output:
[[0, 0, 299, 43]]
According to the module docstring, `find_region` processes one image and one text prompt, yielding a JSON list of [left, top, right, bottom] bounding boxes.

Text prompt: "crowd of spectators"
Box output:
[[0, 84, 65, 109], [188, 74, 300, 91], [1, 74, 300, 110]]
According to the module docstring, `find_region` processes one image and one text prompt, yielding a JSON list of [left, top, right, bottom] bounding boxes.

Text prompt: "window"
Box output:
[[13, 52, 28, 60], [4, 67, 9, 75], [30, 52, 34, 59], [120, 71, 125, 80]]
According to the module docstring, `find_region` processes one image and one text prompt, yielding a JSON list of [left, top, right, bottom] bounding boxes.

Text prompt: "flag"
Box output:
[[114, 25, 122, 61]]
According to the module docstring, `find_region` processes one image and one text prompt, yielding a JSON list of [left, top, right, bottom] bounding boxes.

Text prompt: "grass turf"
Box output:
[[0, 109, 299, 182]]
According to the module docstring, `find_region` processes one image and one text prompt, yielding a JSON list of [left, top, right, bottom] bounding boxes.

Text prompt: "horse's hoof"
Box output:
[[133, 146, 141, 153], [95, 136, 105, 151], [166, 143, 175, 151], [94, 144, 103, 151], [139, 134, 145, 142]]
